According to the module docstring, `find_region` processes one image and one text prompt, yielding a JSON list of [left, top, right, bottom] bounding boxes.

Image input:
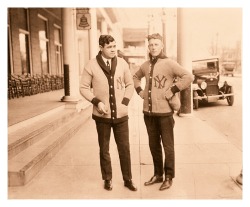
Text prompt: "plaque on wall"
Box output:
[[76, 8, 91, 30]]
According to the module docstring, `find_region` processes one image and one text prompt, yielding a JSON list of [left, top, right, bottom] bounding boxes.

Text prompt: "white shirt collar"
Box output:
[[101, 55, 111, 66]]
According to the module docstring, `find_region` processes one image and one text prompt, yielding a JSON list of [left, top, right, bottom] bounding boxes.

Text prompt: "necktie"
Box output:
[[106, 60, 110, 70]]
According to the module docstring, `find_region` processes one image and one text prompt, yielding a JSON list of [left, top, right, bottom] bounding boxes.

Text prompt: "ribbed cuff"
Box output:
[[171, 85, 180, 94], [135, 86, 143, 94], [121, 97, 130, 106], [91, 97, 101, 107]]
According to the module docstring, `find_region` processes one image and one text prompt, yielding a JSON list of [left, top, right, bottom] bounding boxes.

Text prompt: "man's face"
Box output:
[[148, 38, 163, 57], [100, 41, 116, 59]]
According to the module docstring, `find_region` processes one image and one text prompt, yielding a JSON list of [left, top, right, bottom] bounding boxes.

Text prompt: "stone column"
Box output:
[[101, 18, 108, 34], [61, 8, 79, 104], [89, 8, 98, 59], [177, 8, 193, 115]]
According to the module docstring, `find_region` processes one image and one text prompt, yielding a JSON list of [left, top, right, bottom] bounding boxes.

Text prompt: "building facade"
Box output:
[[8, 8, 63, 77], [8, 8, 124, 107], [8, 8, 193, 115]]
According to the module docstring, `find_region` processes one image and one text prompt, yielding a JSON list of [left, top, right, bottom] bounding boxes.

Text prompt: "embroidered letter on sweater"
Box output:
[[154, 74, 167, 89], [116, 76, 124, 89]]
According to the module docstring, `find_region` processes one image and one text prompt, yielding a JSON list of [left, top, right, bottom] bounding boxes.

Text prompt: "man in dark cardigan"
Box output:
[[80, 35, 137, 191]]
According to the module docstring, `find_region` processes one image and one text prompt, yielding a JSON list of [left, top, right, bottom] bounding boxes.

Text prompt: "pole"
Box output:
[[177, 8, 193, 115], [61, 8, 79, 102]]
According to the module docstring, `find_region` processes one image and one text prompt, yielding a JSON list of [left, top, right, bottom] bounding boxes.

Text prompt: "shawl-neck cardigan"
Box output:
[[80, 52, 134, 123], [133, 53, 193, 116]]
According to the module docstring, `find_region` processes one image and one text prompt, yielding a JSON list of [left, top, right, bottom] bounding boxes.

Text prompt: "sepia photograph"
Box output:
[[2, 1, 249, 207]]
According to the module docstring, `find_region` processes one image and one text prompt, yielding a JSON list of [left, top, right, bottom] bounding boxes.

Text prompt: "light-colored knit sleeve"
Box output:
[[122, 60, 134, 104], [79, 63, 95, 102], [133, 65, 145, 94], [169, 60, 194, 91]]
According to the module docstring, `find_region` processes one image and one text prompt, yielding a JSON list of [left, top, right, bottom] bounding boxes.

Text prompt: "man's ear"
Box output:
[[99, 45, 103, 51]]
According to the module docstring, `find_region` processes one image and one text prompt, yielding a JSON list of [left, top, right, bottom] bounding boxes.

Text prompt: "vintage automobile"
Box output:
[[192, 57, 234, 109], [222, 61, 236, 77]]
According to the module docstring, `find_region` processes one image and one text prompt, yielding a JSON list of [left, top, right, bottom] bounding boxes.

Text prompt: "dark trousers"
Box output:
[[95, 120, 132, 181], [144, 115, 175, 179]]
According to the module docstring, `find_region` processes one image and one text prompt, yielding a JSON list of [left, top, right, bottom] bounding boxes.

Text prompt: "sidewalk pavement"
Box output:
[[8, 94, 242, 200]]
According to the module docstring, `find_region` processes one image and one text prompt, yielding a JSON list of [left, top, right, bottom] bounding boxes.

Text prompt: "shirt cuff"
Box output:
[[135, 86, 143, 94], [171, 85, 180, 94], [121, 97, 130, 106], [91, 97, 101, 107]]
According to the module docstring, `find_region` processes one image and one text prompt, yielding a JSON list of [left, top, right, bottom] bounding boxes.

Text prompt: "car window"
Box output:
[[192, 61, 217, 75]]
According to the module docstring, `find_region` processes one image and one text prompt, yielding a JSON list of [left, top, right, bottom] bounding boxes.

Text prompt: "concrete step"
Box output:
[[8, 106, 91, 186], [8, 107, 77, 160]]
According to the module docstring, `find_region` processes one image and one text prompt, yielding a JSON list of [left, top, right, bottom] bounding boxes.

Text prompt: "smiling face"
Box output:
[[100, 41, 116, 59], [148, 38, 164, 57]]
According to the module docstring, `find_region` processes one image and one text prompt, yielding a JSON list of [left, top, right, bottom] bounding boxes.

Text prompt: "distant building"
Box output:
[[122, 28, 148, 73]]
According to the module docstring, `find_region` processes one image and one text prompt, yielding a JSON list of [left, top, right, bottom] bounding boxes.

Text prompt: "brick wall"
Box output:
[[8, 8, 62, 76]]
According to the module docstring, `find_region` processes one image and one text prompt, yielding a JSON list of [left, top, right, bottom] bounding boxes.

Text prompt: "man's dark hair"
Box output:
[[99, 35, 115, 47]]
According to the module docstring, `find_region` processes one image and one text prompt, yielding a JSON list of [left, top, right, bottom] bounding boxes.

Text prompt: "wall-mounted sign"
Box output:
[[76, 8, 91, 30]]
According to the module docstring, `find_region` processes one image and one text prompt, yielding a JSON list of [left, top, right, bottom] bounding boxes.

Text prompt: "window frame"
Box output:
[[38, 14, 50, 75], [19, 28, 31, 75], [53, 24, 63, 75]]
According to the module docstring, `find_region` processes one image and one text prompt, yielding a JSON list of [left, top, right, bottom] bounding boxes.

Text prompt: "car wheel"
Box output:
[[226, 86, 234, 106], [193, 91, 199, 109]]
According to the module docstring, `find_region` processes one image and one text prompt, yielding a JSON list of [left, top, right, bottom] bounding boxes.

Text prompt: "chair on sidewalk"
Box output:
[[11, 74, 24, 98], [19, 73, 32, 96]]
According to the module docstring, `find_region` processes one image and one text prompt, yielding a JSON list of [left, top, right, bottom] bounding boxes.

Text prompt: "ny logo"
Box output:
[[116, 77, 124, 90], [154, 74, 167, 89]]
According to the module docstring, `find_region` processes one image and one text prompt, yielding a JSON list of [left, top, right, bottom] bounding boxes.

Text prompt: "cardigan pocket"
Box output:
[[118, 102, 128, 117]]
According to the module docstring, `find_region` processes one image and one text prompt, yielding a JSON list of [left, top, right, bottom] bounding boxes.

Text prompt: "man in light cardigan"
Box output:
[[133, 33, 193, 191], [80, 35, 137, 191]]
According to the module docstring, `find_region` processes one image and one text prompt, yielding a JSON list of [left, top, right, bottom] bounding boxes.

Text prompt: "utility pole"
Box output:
[[215, 32, 219, 55]]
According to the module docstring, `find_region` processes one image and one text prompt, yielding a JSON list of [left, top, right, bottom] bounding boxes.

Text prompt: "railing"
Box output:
[[8, 73, 64, 99]]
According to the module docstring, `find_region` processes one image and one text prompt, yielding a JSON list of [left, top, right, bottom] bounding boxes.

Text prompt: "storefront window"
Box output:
[[19, 32, 30, 74], [8, 26, 13, 77], [38, 16, 49, 75], [54, 27, 62, 75]]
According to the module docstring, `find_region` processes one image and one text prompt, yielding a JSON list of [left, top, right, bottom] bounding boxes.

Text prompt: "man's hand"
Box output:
[[139, 90, 144, 99], [97, 102, 108, 115], [165, 88, 174, 100]]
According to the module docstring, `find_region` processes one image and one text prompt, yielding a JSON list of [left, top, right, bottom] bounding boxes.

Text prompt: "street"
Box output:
[[193, 75, 242, 151]]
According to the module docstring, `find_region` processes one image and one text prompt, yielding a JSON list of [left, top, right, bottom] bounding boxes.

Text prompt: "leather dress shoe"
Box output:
[[124, 180, 137, 191], [159, 178, 173, 191], [144, 175, 163, 186], [104, 180, 113, 191]]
